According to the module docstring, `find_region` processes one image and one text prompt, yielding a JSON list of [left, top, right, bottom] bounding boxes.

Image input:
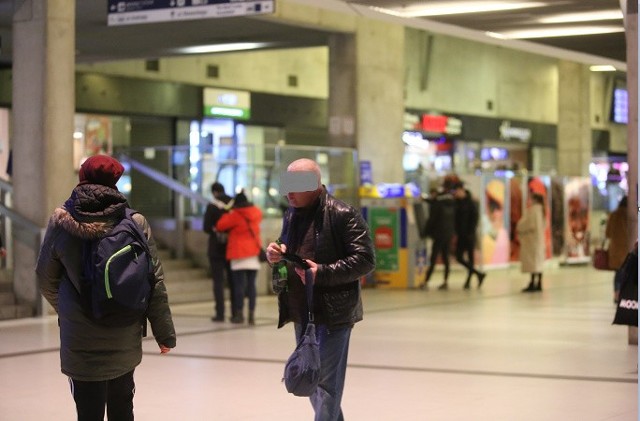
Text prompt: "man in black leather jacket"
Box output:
[[266, 158, 375, 421]]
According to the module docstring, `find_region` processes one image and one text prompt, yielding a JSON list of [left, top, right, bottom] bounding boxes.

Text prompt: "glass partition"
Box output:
[[117, 143, 359, 218]]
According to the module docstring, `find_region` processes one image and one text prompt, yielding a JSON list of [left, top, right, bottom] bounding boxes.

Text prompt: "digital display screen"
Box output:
[[480, 147, 508, 161], [611, 87, 628, 124]]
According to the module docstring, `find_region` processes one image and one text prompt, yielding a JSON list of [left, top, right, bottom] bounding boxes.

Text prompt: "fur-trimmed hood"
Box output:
[[54, 183, 128, 240], [50, 207, 115, 240]]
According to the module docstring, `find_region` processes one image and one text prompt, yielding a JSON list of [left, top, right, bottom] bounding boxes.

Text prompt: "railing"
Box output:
[[0, 178, 43, 269], [118, 153, 210, 259]]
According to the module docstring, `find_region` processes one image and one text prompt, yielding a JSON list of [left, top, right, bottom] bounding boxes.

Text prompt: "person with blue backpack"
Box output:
[[36, 154, 176, 421]]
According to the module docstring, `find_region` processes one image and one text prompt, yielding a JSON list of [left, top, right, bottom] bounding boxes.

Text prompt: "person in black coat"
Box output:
[[203, 182, 233, 321], [421, 185, 456, 290], [36, 155, 176, 421], [266, 158, 375, 420], [453, 182, 486, 289]]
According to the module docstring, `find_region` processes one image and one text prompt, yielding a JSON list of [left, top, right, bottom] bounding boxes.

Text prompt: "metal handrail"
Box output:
[[118, 154, 210, 258], [118, 153, 210, 207]]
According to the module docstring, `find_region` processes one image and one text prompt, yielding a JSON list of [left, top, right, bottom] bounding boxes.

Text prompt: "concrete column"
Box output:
[[556, 61, 591, 177], [12, 0, 76, 309], [623, 0, 638, 250], [328, 19, 405, 184], [328, 34, 357, 149]]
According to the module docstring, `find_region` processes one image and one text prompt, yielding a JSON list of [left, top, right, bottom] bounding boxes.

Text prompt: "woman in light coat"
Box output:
[[517, 193, 546, 292]]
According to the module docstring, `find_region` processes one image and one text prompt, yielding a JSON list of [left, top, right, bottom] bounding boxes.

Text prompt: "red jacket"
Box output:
[[215, 205, 263, 260]]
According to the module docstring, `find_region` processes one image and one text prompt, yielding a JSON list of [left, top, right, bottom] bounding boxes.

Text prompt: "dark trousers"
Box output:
[[69, 370, 135, 421], [295, 324, 352, 421], [425, 238, 451, 283], [231, 269, 257, 315], [210, 256, 232, 318], [455, 238, 481, 280]]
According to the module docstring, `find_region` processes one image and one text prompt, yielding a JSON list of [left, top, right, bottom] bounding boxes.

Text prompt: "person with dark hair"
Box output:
[[420, 182, 456, 290], [606, 195, 629, 302], [216, 190, 263, 324], [36, 154, 176, 421], [266, 158, 375, 420], [517, 192, 546, 292], [452, 182, 486, 289], [203, 182, 234, 322]]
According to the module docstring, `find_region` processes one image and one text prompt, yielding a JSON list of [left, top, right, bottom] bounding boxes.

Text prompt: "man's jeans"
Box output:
[[295, 323, 352, 421]]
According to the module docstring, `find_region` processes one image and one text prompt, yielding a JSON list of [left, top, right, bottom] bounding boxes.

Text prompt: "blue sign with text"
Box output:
[[107, 0, 274, 26]]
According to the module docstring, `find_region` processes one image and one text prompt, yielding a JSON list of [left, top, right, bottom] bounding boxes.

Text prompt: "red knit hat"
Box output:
[[79, 155, 124, 188]]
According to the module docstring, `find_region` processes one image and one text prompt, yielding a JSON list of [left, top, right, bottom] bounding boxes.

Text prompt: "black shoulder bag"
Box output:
[[282, 267, 321, 397]]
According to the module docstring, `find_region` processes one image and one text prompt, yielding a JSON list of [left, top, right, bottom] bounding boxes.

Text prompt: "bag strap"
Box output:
[[239, 213, 262, 251], [305, 269, 314, 323]]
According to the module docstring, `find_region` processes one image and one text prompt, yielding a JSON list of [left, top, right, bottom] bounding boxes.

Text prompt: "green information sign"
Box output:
[[369, 207, 399, 271]]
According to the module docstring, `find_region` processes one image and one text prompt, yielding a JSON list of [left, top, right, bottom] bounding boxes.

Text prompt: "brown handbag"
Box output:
[[593, 241, 611, 271]]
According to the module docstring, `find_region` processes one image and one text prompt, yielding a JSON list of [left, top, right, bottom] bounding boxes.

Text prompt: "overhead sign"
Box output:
[[107, 1, 275, 26], [203, 88, 251, 120], [403, 112, 462, 136], [498, 120, 531, 142]]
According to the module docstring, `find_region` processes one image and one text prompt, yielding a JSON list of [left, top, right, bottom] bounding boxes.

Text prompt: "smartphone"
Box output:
[[280, 252, 310, 269]]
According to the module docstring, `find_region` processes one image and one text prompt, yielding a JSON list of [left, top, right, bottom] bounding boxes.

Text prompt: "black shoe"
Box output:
[[437, 283, 448, 291], [477, 273, 486, 289], [230, 315, 244, 324], [419, 282, 428, 290], [211, 316, 225, 322], [463, 279, 471, 290], [522, 284, 536, 293]]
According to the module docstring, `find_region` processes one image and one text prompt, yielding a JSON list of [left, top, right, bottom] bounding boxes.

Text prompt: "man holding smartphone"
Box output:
[[266, 158, 375, 421]]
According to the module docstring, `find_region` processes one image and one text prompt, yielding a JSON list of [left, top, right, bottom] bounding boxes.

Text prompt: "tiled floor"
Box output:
[[0, 263, 636, 420]]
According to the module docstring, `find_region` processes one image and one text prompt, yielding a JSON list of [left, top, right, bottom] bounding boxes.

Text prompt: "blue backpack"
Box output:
[[82, 208, 154, 327]]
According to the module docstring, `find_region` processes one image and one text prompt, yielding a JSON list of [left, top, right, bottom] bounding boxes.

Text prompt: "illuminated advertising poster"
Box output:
[[369, 207, 399, 271], [481, 176, 510, 266], [73, 114, 113, 169], [108, 0, 275, 26], [564, 177, 591, 262], [0, 108, 9, 180]]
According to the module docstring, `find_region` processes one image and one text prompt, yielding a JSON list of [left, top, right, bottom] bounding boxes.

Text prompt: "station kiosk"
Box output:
[[360, 183, 426, 288]]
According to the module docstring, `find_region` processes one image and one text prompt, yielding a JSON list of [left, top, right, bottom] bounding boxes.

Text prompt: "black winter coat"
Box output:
[[277, 188, 375, 329], [426, 192, 456, 241], [455, 190, 480, 246], [36, 184, 176, 381], [203, 194, 232, 259]]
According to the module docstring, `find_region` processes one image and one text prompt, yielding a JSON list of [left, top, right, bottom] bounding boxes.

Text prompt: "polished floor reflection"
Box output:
[[0, 264, 636, 420]]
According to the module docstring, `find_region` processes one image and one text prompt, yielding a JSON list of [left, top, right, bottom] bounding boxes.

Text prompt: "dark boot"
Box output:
[[477, 272, 486, 289], [522, 276, 536, 293], [230, 314, 244, 324], [463, 275, 471, 290], [535, 274, 542, 291], [248, 311, 255, 325]]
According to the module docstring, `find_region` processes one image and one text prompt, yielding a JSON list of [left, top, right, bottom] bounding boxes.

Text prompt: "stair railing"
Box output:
[[118, 154, 209, 259]]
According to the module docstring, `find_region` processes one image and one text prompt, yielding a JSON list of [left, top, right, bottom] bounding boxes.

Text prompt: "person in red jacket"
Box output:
[[216, 190, 263, 324]]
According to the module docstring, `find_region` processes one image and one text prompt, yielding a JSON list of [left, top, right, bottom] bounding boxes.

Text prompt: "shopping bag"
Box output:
[[283, 322, 321, 397], [612, 251, 638, 326]]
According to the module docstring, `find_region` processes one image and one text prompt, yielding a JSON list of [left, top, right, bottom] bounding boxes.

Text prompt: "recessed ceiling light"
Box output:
[[178, 42, 270, 54], [539, 9, 623, 24], [494, 25, 624, 39], [370, 1, 547, 18], [589, 65, 617, 72]]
